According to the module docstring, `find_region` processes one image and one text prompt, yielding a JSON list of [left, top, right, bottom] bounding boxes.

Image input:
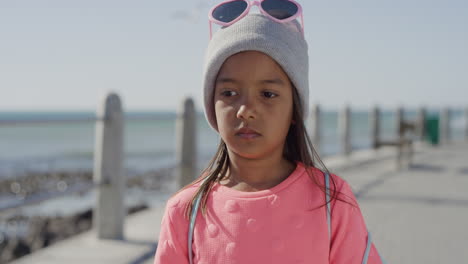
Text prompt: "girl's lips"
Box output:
[[235, 127, 261, 139], [237, 133, 260, 139]]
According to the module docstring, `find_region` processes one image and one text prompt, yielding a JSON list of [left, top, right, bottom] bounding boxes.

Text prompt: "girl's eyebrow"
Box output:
[[216, 77, 238, 84], [258, 78, 285, 85], [216, 77, 285, 85]]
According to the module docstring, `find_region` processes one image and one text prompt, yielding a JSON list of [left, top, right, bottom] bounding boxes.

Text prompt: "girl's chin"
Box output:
[[226, 147, 271, 160]]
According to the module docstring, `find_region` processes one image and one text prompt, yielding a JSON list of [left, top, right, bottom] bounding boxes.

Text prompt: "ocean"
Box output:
[[0, 109, 465, 179]]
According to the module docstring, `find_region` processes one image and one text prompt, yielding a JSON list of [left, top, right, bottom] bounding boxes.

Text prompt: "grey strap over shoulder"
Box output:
[[325, 172, 387, 264], [188, 193, 203, 264], [325, 171, 332, 242], [188, 178, 208, 264]]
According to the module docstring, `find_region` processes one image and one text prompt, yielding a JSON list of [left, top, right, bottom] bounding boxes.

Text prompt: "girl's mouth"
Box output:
[[237, 133, 261, 139], [235, 127, 261, 139]]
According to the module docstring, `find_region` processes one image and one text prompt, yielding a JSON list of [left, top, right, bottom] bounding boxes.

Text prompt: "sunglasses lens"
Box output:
[[212, 0, 248, 23], [261, 0, 298, 20]]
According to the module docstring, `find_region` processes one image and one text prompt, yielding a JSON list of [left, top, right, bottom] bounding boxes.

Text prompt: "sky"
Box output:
[[0, 0, 467, 112]]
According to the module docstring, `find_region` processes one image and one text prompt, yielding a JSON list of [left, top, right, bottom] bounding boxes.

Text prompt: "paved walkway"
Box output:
[[10, 141, 468, 264], [336, 142, 468, 264]]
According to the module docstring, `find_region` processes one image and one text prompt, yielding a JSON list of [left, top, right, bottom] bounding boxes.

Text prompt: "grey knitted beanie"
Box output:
[[203, 13, 309, 131]]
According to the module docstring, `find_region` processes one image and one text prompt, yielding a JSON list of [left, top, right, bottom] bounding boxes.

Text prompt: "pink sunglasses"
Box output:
[[208, 0, 304, 39]]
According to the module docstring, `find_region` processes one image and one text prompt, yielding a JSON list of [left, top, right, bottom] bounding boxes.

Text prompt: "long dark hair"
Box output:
[[171, 85, 354, 220]]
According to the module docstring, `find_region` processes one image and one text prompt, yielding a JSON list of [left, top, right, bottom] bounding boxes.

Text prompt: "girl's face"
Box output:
[[214, 51, 294, 160]]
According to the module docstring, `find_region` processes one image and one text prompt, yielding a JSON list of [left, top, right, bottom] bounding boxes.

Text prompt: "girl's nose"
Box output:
[[236, 98, 256, 120]]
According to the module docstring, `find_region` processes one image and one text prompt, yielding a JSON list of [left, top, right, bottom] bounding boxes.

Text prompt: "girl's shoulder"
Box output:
[[303, 165, 348, 189], [303, 165, 357, 205], [165, 178, 205, 210]]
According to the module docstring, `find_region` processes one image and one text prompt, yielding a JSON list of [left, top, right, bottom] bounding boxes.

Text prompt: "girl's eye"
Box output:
[[263, 91, 278, 98], [221, 90, 238, 97]]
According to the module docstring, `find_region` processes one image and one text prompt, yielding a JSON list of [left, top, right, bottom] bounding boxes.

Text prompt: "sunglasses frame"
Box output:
[[208, 0, 304, 39]]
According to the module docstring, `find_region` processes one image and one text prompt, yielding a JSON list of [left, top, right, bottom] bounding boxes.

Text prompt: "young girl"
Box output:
[[155, 1, 386, 263]]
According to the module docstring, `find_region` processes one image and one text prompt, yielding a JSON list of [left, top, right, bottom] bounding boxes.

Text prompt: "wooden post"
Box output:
[[465, 107, 468, 141], [175, 97, 197, 188], [395, 106, 404, 168], [310, 104, 321, 155], [439, 108, 450, 145], [339, 105, 351, 155], [396, 106, 404, 137], [416, 107, 426, 141], [93, 92, 125, 240], [370, 106, 380, 149]]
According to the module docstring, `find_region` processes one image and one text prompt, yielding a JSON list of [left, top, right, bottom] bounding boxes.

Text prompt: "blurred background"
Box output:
[[0, 0, 467, 263]]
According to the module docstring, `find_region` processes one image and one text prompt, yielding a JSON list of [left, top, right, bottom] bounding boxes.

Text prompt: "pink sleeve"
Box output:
[[153, 200, 190, 264], [329, 180, 384, 264]]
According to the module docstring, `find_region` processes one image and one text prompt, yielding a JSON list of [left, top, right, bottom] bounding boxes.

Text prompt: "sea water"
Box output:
[[0, 109, 465, 179]]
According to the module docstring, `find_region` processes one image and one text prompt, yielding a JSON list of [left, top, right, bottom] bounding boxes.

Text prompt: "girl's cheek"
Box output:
[[218, 102, 237, 113], [215, 106, 234, 125], [214, 101, 227, 115]]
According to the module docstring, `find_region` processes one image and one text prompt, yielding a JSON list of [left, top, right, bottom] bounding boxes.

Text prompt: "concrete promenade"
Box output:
[[10, 141, 468, 264], [343, 142, 468, 263]]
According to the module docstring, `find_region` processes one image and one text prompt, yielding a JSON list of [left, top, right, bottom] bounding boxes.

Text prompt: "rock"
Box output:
[[0, 166, 173, 263], [12, 239, 31, 259], [128, 204, 148, 214]]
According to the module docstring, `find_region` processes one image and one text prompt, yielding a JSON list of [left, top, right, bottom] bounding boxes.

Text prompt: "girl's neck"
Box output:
[[219, 151, 296, 192]]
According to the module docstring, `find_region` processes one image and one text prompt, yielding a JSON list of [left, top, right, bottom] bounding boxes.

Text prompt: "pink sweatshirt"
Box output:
[[154, 162, 384, 263]]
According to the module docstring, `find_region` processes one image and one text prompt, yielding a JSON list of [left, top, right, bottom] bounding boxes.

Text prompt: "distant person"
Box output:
[[154, 0, 386, 263]]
